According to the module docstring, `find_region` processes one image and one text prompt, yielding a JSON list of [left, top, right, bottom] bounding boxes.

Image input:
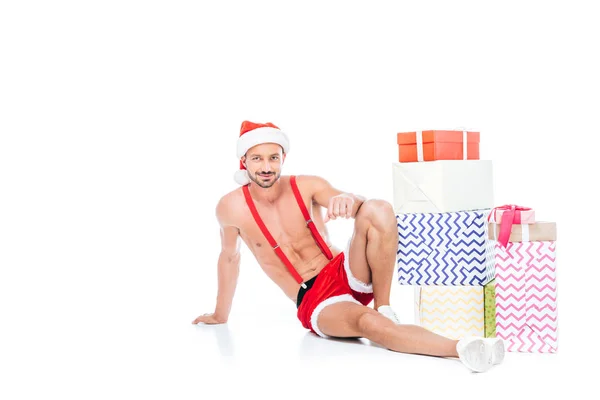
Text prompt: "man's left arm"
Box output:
[[310, 176, 366, 221]]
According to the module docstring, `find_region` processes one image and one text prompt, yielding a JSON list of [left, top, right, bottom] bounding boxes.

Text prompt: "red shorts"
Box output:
[[296, 245, 374, 338]]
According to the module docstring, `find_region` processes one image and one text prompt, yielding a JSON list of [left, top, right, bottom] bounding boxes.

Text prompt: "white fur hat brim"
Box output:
[[236, 127, 290, 158]]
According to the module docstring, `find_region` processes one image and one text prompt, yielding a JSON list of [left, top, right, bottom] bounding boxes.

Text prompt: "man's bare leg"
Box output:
[[316, 301, 503, 372], [318, 301, 459, 356], [348, 199, 397, 310]]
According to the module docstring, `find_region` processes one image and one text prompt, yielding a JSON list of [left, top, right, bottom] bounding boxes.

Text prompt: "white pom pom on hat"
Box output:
[[234, 121, 290, 185], [234, 161, 252, 185]]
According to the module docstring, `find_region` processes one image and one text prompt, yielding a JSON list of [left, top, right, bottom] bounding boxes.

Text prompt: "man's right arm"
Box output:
[[192, 198, 241, 325], [212, 222, 241, 322]]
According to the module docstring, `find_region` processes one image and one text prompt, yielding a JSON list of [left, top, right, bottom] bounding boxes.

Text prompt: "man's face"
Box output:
[[242, 143, 285, 188]]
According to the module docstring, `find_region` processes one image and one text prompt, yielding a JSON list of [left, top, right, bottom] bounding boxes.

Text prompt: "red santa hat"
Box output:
[[234, 120, 290, 185]]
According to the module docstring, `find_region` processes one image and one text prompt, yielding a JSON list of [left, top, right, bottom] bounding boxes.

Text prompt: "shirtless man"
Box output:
[[192, 121, 505, 373]]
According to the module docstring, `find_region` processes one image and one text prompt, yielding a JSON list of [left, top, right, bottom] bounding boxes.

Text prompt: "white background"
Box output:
[[1, 1, 598, 399]]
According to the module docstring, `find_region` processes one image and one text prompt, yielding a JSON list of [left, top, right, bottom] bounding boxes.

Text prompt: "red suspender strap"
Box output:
[[242, 184, 307, 288], [289, 176, 334, 260]]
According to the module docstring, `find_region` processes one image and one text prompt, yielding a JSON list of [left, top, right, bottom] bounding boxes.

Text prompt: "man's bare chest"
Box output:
[[239, 197, 310, 248]]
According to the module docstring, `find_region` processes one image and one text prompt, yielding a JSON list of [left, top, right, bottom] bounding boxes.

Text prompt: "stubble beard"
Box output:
[[249, 170, 280, 188]]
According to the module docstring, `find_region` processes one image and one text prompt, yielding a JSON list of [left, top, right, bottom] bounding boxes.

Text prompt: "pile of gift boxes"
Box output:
[[393, 130, 559, 353]]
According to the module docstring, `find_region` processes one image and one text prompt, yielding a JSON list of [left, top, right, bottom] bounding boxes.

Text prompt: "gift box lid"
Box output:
[[397, 130, 480, 145], [488, 221, 557, 242]]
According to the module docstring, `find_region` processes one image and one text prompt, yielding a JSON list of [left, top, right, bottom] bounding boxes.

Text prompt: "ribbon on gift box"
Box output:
[[455, 126, 468, 162], [488, 205, 534, 247], [415, 129, 469, 161], [488, 204, 535, 224]]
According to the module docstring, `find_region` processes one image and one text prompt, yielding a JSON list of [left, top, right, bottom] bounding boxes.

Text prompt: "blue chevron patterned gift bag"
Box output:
[[396, 210, 495, 286]]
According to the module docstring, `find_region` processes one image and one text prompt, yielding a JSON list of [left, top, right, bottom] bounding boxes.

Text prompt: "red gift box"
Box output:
[[397, 130, 480, 162]]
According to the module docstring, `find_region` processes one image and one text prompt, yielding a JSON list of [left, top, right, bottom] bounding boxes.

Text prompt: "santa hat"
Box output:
[[234, 121, 290, 185]]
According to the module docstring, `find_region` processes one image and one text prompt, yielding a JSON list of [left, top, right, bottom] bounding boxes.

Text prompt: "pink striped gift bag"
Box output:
[[493, 221, 558, 353]]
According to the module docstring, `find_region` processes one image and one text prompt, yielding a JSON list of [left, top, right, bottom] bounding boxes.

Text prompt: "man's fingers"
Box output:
[[192, 314, 210, 324], [326, 197, 356, 221], [337, 202, 345, 218], [345, 200, 353, 218], [333, 200, 340, 218], [325, 198, 356, 221], [341, 202, 350, 218], [327, 198, 336, 221]]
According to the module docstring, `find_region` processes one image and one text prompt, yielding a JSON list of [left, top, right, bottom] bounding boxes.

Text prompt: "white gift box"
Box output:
[[392, 160, 494, 213]]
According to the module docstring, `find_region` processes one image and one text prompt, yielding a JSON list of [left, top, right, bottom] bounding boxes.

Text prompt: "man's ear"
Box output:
[[241, 155, 246, 168]]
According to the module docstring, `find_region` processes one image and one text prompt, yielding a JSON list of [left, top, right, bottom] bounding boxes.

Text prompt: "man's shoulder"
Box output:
[[215, 188, 244, 223], [291, 174, 331, 191], [290, 174, 329, 185], [217, 187, 244, 207]]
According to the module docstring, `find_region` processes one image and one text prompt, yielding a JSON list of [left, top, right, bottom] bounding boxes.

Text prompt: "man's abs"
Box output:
[[242, 231, 343, 301], [264, 247, 343, 301]]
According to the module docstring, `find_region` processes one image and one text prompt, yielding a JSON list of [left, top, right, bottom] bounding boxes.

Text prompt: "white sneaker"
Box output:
[[486, 337, 505, 365], [377, 305, 401, 324], [456, 336, 505, 373]]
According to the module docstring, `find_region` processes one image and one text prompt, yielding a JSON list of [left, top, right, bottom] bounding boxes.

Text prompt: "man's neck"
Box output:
[[248, 177, 284, 204]]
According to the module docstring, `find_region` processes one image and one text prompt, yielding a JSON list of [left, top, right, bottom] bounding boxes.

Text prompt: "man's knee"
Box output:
[[356, 199, 395, 229], [356, 310, 381, 335]]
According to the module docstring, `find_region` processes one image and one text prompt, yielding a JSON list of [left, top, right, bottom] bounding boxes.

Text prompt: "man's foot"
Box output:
[[377, 305, 401, 324], [456, 336, 505, 373]]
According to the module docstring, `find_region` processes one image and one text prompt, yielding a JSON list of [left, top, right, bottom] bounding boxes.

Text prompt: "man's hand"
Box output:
[[323, 193, 355, 223], [192, 313, 227, 325]]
